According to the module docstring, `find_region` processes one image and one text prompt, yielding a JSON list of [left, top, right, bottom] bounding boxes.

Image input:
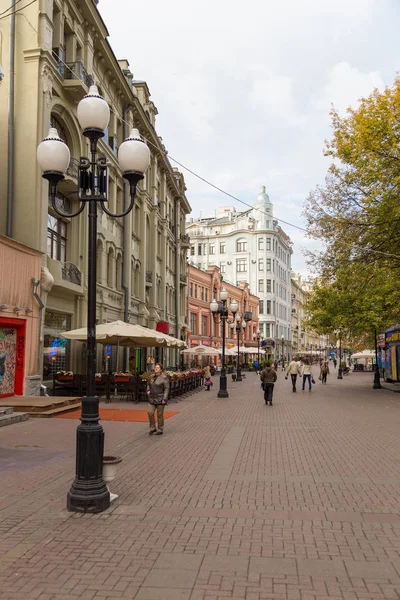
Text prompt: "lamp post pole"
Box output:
[[281, 334, 285, 370], [37, 86, 150, 513], [210, 291, 238, 398], [254, 330, 261, 373], [337, 331, 343, 379], [373, 328, 382, 389], [235, 314, 242, 382]]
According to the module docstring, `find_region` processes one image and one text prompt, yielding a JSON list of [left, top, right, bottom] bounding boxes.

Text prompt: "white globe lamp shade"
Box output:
[[210, 299, 219, 313], [118, 128, 150, 175], [220, 288, 228, 301], [230, 299, 238, 314], [236, 313, 241, 322], [229, 322, 235, 330], [241, 320, 246, 329], [77, 85, 110, 132], [257, 329, 260, 335], [37, 128, 70, 174]]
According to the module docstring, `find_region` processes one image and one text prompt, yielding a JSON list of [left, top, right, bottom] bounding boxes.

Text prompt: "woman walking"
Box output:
[[320, 361, 330, 384], [301, 358, 314, 392], [260, 361, 277, 405], [203, 363, 212, 391], [147, 363, 170, 435]]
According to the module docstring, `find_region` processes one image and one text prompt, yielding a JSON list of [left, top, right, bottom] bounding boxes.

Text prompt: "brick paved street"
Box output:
[[1, 371, 400, 599]]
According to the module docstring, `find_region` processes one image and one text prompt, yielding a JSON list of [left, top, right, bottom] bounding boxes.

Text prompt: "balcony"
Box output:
[[180, 274, 187, 285], [62, 262, 82, 286], [47, 258, 83, 296], [59, 60, 93, 100], [244, 311, 253, 322], [180, 234, 190, 247], [146, 270, 153, 284]]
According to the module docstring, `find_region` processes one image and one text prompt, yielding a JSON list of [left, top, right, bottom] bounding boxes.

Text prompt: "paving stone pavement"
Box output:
[[1, 371, 400, 599]]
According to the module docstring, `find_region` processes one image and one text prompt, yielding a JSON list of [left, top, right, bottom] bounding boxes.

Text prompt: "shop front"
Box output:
[[0, 318, 26, 397], [0, 236, 42, 396], [43, 311, 72, 384], [383, 325, 400, 382]]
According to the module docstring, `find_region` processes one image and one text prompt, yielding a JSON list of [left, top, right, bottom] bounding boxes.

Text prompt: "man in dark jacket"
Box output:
[[260, 362, 278, 405], [147, 363, 170, 434]]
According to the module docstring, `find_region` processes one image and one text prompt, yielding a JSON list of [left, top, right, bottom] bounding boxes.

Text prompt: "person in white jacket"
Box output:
[[285, 358, 301, 392], [301, 358, 314, 392]]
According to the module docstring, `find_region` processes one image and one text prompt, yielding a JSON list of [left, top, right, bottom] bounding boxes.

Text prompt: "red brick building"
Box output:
[[186, 265, 259, 352]]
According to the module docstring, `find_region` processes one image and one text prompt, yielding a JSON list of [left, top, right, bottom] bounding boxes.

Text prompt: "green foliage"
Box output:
[[304, 77, 400, 345]]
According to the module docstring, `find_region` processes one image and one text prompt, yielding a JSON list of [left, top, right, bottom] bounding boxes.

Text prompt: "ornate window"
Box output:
[[47, 215, 67, 262]]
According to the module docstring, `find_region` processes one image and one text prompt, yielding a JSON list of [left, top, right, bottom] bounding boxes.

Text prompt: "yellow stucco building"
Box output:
[[0, 0, 191, 391]]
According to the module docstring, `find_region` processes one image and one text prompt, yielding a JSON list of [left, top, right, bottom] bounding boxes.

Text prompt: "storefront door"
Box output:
[[0, 318, 26, 397]]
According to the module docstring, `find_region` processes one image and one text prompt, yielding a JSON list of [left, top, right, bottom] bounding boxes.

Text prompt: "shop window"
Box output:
[[43, 311, 71, 379]]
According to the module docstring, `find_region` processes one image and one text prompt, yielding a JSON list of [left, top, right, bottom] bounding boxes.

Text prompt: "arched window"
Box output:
[[50, 114, 69, 145], [107, 248, 114, 288], [236, 239, 247, 252], [116, 254, 122, 291], [96, 240, 103, 283]]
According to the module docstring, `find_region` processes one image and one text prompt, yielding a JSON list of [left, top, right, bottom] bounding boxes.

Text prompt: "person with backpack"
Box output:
[[260, 361, 278, 405]]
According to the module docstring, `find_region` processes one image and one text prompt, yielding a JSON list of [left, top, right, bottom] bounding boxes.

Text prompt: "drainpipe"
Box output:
[[174, 197, 179, 369], [122, 106, 131, 371], [6, 0, 16, 237]]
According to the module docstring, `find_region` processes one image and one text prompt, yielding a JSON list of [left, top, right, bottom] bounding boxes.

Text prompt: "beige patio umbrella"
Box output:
[[180, 344, 220, 356], [61, 320, 169, 347]]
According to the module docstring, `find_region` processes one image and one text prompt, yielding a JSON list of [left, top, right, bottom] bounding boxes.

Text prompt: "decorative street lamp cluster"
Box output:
[[37, 85, 150, 513], [230, 313, 246, 381], [210, 289, 238, 398]]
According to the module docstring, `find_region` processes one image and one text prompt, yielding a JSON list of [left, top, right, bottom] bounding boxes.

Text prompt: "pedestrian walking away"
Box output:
[[301, 358, 314, 392], [285, 357, 301, 392], [146, 363, 170, 435], [273, 360, 278, 371], [320, 361, 330, 384], [260, 361, 277, 405]]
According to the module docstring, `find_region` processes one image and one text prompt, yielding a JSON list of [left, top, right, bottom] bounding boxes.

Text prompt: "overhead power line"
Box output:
[[0, 0, 37, 20]]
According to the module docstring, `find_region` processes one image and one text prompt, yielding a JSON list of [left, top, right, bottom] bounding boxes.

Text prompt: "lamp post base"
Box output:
[[373, 368, 382, 389], [67, 416, 110, 513], [236, 367, 242, 382], [337, 368, 343, 380], [217, 369, 229, 398]]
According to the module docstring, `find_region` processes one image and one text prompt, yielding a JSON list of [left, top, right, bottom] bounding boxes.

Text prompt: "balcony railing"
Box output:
[[180, 274, 187, 284], [146, 270, 153, 284], [180, 234, 190, 245], [62, 263, 82, 286], [60, 61, 93, 88], [244, 311, 253, 322]]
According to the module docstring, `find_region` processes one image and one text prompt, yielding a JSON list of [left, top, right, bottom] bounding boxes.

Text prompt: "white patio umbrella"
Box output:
[[61, 320, 169, 347], [180, 344, 220, 356]]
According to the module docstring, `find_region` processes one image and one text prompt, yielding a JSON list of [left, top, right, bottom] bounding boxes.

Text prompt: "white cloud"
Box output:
[[98, 0, 398, 274], [312, 62, 385, 114]]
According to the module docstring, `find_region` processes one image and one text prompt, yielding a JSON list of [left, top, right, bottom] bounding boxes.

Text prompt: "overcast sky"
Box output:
[[99, 0, 399, 275]]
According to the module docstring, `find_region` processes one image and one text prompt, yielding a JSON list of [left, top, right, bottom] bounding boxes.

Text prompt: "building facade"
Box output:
[[0, 237, 42, 396], [186, 265, 259, 356], [0, 0, 191, 386], [186, 186, 292, 359], [291, 273, 329, 359]]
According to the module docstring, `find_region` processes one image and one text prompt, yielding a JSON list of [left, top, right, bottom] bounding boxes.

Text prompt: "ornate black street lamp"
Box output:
[[373, 328, 382, 389], [210, 291, 238, 398], [281, 334, 285, 369], [253, 329, 262, 373], [37, 86, 150, 513], [230, 313, 246, 381]]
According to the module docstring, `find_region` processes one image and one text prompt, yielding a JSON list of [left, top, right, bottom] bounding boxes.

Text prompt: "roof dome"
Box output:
[[255, 185, 270, 205]]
